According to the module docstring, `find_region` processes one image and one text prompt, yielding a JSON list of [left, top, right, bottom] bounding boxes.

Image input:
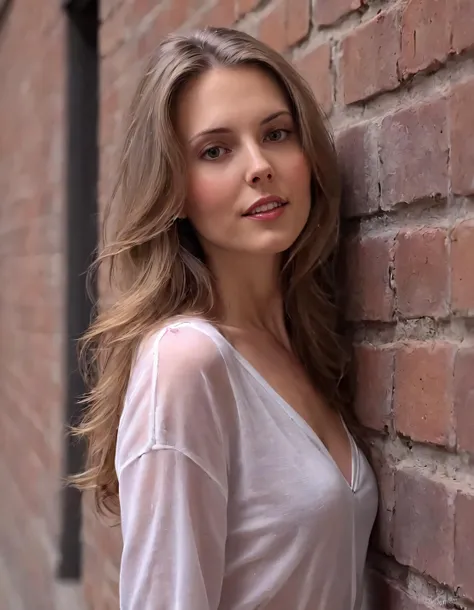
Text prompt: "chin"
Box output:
[[249, 231, 302, 255]]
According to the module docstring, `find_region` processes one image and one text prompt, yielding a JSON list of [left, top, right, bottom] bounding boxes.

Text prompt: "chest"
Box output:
[[226, 331, 353, 484], [229, 333, 327, 428], [225, 382, 376, 550]]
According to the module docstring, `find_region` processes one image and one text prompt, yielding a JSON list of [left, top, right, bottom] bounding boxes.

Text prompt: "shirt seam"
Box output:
[[119, 444, 229, 502]]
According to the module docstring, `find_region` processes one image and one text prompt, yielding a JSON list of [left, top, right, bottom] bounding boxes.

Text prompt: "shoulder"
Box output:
[[117, 318, 235, 474], [135, 318, 228, 382]]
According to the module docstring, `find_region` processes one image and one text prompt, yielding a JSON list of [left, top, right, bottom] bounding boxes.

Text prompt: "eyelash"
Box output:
[[200, 128, 292, 161]]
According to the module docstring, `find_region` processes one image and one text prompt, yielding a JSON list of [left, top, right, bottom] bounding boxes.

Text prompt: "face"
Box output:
[[175, 66, 312, 262]]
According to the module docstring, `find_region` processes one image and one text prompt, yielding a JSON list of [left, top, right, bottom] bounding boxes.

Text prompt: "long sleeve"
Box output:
[[118, 448, 227, 609], [116, 324, 235, 610]]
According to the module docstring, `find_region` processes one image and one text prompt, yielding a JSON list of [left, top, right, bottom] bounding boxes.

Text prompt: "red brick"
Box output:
[[100, 4, 128, 58], [100, 89, 119, 148], [354, 344, 394, 431], [257, 2, 286, 54], [196, 0, 236, 28], [393, 468, 454, 585], [0, 0, 71, 606], [451, 220, 474, 312], [450, 80, 474, 196], [454, 347, 474, 453], [455, 492, 474, 600], [344, 234, 395, 322], [286, 0, 311, 47], [341, 9, 400, 104], [400, 0, 450, 78], [101, 0, 122, 22], [314, 0, 363, 26], [379, 99, 449, 208], [336, 122, 379, 217], [130, 0, 156, 25], [138, 2, 190, 55], [236, 0, 260, 17], [295, 43, 333, 115], [449, 0, 474, 54], [137, 18, 165, 62], [394, 341, 455, 445], [394, 228, 449, 318]]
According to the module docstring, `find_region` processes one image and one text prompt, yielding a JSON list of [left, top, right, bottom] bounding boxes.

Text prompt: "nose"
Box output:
[[244, 144, 274, 186]]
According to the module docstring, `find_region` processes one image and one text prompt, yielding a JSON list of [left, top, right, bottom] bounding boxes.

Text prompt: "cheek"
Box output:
[[185, 166, 233, 220], [285, 151, 311, 191]]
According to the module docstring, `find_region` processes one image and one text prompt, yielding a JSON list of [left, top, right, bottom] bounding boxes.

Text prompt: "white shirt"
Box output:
[[116, 319, 378, 610]]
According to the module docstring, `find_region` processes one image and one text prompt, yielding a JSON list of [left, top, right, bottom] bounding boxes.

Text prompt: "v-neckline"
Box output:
[[197, 321, 358, 493]]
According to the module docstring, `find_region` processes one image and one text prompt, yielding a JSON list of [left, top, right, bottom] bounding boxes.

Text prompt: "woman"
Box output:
[[74, 26, 378, 610]]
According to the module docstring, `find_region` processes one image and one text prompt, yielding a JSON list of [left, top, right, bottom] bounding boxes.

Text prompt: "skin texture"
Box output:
[[177, 66, 312, 262]]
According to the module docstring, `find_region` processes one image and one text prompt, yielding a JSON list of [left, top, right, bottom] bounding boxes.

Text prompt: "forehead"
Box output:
[[176, 66, 290, 138]]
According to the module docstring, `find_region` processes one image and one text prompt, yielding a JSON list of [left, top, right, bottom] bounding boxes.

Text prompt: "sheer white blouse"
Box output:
[[115, 319, 378, 610]]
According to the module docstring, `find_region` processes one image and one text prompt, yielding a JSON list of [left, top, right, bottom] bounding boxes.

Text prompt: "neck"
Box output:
[[208, 250, 287, 339]]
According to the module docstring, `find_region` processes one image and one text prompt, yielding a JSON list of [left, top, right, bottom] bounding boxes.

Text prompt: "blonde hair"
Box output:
[[72, 26, 351, 516]]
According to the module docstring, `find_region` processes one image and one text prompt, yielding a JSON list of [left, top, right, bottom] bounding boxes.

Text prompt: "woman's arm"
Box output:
[[119, 447, 227, 609], [116, 325, 233, 610]]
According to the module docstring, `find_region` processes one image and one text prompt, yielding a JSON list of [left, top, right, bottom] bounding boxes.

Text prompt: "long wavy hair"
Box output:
[[72, 26, 353, 517]]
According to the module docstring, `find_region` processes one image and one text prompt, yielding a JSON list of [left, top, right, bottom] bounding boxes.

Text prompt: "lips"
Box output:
[[243, 195, 288, 216]]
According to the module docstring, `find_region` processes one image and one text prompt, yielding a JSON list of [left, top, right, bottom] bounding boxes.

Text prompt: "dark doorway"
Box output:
[[58, 0, 99, 580]]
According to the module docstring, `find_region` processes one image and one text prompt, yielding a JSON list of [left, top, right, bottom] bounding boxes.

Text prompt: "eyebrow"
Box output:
[[188, 110, 293, 144]]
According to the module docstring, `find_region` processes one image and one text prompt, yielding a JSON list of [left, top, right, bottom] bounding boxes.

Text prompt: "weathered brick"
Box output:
[[455, 492, 474, 600], [100, 4, 129, 58], [286, 0, 311, 47], [196, 0, 236, 29], [100, 89, 119, 148], [454, 347, 474, 454], [129, 0, 156, 26], [394, 228, 449, 318], [344, 234, 395, 322], [0, 0, 70, 607], [449, 0, 474, 54], [336, 122, 379, 217], [400, 0, 450, 78], [394, 341, 455, 445], [138, 2, 190, 57], [314, 0, 363, 26], [450, 79, 474, 196], [236, 0, 260, 17], [393, 469, 454, 585], [295, 43, 333, 115], [257, 2, 286, 54], [101, 0, 122, 22], [354, 344, 394, 431], [341, 9, 400, 104], [451, 220, 474, 312], [379, 99, 449, 208]]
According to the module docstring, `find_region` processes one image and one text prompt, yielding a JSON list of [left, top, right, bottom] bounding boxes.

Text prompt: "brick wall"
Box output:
[[92, 1, 474, 608], [1, 0, 473, 608], [0, 1, 68, 609]]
